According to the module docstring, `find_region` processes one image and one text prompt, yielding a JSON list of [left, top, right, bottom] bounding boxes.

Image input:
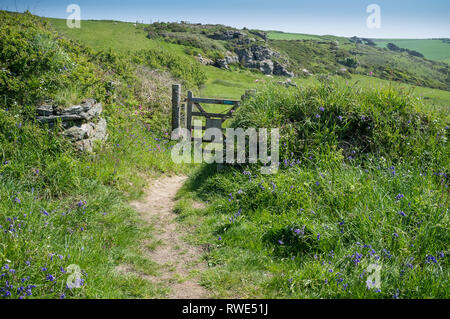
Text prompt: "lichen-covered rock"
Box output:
[[195, 54, 214, 66], [224, 53, 239, 65], [208, 30, 246, 41], [36, 103, 53, 116], [93, 118, 107, 141], [36, 99, 107, 152], [234, 45, 292, 77], [273, 61, 294, 77], [36, 99, 102, 124], [215, 58, 229, 69]]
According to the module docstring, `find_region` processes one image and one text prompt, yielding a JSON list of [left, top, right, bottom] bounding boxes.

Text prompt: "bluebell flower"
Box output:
[[426, 255, 437, 264], [46, 274, 55, 281], [393, 289, 400, 299]]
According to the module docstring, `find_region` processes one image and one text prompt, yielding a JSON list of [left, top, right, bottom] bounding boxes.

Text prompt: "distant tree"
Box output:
[[406, 49, 424, 58], [340, 57, 359, 68], [387, 43, 400, 51], [363, 38, 376, 46]]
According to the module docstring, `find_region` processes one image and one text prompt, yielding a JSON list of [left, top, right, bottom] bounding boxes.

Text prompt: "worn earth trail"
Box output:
[[128, 175, 209, 299]]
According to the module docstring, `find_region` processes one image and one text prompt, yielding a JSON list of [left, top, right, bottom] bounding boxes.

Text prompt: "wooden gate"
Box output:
[[171, 84, 241, 148]]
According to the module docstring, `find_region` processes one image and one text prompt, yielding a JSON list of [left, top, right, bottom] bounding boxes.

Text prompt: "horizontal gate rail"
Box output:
[[190, 97, 240, 105], [191, 111, 230, 119]]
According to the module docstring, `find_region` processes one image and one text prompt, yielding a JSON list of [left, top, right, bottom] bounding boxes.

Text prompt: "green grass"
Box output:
[[267, 31, 324, 41], [0, 103, 183, 298], [0, 10, 187, 299], [374, 39, 450, 64], [49, 19, 159, 53], [2, 11, 449, 300], [49, 18, 194, 58], [292, 74, 450, 116], [175, 82, 449, 298]]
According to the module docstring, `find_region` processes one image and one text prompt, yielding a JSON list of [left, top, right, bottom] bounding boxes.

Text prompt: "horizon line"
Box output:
[[3, 9, 450, 40]]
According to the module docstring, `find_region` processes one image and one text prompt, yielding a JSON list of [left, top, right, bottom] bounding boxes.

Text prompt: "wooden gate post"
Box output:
[[171, 84, 181, 139], [186, 91, 193, 133]]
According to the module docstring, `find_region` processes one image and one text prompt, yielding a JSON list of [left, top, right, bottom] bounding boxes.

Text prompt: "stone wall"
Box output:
[[36, 99, 107, 152]]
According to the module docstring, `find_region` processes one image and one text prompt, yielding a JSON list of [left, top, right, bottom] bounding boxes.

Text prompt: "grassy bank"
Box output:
[[175, 82, 449, 298], [0, 11, 187, 299]]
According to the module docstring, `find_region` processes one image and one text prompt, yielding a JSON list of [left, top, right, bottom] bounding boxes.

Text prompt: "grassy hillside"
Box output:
[[268, 32, 450, 65], [271, 39, 449, 91], [374, 39, 450, 64], [58, 19, 448, 91], [49, 18, 450, 104], [267, 31, 324, 41], [1, 11, 448, 300]]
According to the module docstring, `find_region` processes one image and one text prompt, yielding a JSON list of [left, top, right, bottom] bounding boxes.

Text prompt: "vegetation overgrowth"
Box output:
[[0, 10, 448, 299], [177, 82, 449, 298], [0, 11, 188, 298]]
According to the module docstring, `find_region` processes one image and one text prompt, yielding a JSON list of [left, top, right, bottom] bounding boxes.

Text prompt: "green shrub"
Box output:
[[0, 11, 105, 108], [232, 81, 448, 169], [132, 48, 206, 87]]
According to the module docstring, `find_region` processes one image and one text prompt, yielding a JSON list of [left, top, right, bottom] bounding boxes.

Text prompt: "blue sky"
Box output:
[[1, 0, 449, 38]]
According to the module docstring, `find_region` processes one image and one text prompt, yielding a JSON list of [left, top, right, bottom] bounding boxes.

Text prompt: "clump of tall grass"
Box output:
[[232, 81, 448, 170]]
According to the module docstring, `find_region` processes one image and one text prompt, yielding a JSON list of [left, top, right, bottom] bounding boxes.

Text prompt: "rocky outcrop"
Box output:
[[234, 45, 293, 77], [248, 30, 268, 41], [215, 52, 240, 69], [207, 30, 246, 41], [36, 99, 107, 152], [195, 54, 214, 66]]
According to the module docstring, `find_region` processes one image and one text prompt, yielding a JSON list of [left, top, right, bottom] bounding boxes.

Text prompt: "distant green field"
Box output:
[[267, 31, 323, 41], [374, 39, 450, 64], [49, 18, 188, 55], [267, 32, 450, 65]]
